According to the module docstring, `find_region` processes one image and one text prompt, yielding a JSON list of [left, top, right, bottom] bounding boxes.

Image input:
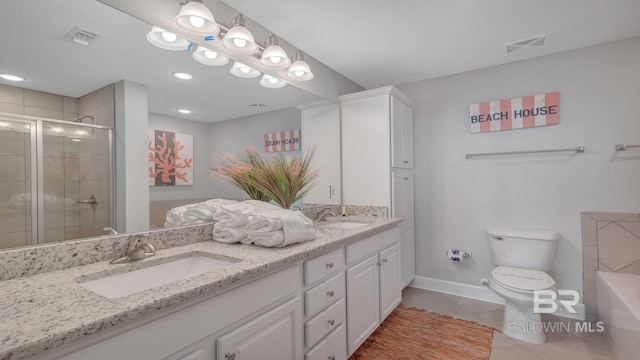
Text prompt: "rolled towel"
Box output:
[[248, 227, 315, 247], [183, 205, 216, 222], [212, 225, 247, 243], [213, 202, 256, 227], [245, 209, 313, 233]]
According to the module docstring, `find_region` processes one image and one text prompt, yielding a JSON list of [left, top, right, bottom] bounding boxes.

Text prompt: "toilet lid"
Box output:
[[491, 266, 555, 291]]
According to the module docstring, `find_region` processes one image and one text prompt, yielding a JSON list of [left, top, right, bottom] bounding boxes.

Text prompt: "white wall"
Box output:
[[398, 37, 640, 297], [148, 112, 212, 202], [207, 107, 302, 199], [114, 80, 149, 233]]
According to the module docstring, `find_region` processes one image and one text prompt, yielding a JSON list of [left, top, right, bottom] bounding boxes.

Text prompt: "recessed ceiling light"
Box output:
[[0, 74, 25, 81], [178, 108, 192, 114], [173, 72, 193, 80]]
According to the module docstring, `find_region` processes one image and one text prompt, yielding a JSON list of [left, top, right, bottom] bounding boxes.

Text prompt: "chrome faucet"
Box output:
[[109, 234, 156, 264], [315, 208, 337, 222], [103, 226, 118, 235]]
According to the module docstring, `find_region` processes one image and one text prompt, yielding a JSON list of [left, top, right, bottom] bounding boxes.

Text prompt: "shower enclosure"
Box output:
[[0, 113, 113, 249]]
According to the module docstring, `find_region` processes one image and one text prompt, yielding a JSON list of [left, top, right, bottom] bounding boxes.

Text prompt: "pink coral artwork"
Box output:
[[148, 129, 193, 186]]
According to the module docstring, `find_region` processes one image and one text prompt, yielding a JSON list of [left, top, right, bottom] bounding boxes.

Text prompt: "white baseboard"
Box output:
[[409, 275, 585, 321]]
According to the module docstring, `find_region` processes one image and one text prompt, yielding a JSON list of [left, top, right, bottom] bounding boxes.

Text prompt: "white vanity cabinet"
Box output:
[[303, 247, 347, 360], [341, 86, 415, 289], [300, 101, 341, 205], [49, 266, 303, 360], [345, 228, 402, 356]]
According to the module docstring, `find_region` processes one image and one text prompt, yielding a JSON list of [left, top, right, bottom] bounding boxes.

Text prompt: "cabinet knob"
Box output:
[[328, 319, 335, 326], [403, 160, 409, 164], [382, 258, 388, 263], [225, 352, 236, 360], [376, 262, 381, 267], [327, 290, 335, 297], [326, 262, 334, 269], [328, 356, 336, 360], [403, 177, 409, 180]]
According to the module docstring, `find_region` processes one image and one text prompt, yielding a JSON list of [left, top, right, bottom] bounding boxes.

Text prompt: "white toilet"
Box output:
[[486, 226, 560, 344]]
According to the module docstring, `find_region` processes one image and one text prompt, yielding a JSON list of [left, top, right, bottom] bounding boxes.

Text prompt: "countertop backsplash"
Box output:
[[0, 223, 214, 281]]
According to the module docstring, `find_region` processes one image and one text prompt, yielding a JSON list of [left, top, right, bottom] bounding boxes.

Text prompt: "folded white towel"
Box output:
[[248, 227, 316, 247], [165, 199, 239, 227], [245, 209, 313, 233], [183, 206, 216, 222], [212, 225, 247, 243], [213, 203, 254, 227]]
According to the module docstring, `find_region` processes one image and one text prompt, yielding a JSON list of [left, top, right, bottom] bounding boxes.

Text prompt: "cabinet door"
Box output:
[[346, 254, 380, 356], [401, 103, 414, 169], [391, 172, 414, 224], [391, 97, 413, 169], [402, 225, 415, 287], [379, 243, 401, 321], [217, 297, 301, 360], [391, 97, 404, 168]]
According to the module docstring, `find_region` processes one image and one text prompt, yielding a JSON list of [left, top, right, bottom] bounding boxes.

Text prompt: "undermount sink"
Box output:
[[79, 255, 238, 298], [323, 221, 368, 230]]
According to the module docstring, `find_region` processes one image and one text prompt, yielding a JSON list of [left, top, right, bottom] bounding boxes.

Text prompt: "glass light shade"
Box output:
[[260, 45, 291, 69], [193, 46, 229, 66], [259, 74, 287, 88], [287, 60, 314, 81], [222, 26, 258, 55], [174, 2, 219, 36], [0, 74, 25, 81], [146, 26, 189, 51], [229, 61, 261, 78]]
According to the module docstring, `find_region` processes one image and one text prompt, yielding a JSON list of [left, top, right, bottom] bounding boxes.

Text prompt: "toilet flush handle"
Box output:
[[491, 235, 503, 240]]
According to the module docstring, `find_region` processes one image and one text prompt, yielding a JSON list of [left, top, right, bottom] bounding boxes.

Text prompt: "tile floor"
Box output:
[[401, 287, 618, 360]]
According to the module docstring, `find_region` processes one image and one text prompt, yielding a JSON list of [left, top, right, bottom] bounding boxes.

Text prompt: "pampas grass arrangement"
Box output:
[[212, 145, 318, 209]]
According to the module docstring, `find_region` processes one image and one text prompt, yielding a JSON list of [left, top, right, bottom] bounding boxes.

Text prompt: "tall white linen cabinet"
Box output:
[[340, 86, 415, 288]]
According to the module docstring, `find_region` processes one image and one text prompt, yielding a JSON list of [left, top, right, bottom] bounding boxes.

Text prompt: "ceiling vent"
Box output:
[[503, 34, 547, 55], [64, 26, 101, 46]]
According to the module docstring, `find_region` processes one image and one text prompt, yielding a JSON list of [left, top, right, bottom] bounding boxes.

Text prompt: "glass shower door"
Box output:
[[39, 120, 112, 243], [0, 118, 34, 249]]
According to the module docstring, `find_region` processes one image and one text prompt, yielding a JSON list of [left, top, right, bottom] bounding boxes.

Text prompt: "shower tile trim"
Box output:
[[581, 211, 640, 320]]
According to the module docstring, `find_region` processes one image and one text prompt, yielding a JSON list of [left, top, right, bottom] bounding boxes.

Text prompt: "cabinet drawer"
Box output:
[[346, 227, 401, 265], [304, 247, 345, 286], [305, 272, 344, 317], [305, 298, 346, 347], [305, 324, 347, 360]]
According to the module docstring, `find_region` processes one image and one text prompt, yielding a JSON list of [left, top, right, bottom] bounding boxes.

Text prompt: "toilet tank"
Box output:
[[486, 226, 560, 271]]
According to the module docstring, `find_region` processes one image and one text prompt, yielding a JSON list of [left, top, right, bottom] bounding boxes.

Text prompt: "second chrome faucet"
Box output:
[[110, 234, 156, 264]]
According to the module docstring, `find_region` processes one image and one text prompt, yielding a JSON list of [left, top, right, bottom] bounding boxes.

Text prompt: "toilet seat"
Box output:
[[491, 266, 555, 293]]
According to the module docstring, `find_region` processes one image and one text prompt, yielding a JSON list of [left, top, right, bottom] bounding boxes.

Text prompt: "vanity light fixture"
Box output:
[[0, 122, 11, 128], [259, 35, 291, 69], [178, 108, 192, 114], [229, 61, 261, 78], [74, 129, 89, 136], [192, 45, 229, 66], [0, 73, 25, 82], [173, 72, 194, 80], [146, 26, 189, 51], [287, 51, 314, 81], [174, 0, 219, 36], [71, 138, 82, 142], [51, 127, 65, 133], [221, 14, 258, 55], [259, 74, 287, 88]]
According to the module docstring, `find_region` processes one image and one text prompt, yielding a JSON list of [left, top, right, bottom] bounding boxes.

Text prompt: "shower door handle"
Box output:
[[77, 195, 98, 209]]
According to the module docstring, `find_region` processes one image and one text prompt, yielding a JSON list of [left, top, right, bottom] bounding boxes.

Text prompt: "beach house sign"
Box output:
[[469, 92, 559, 133]]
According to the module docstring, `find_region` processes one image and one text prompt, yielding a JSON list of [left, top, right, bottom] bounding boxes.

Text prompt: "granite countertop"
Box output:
[[0, 216, 401, 360]]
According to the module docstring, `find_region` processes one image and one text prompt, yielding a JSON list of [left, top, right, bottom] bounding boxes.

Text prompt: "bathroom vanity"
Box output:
[[0, 218, 402, 360]]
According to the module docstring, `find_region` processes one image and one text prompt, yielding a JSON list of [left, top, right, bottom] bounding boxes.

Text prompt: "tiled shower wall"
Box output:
[[582, 212, 640, 320], [0, 83, 113, 248], [77, 84, 114, 239]]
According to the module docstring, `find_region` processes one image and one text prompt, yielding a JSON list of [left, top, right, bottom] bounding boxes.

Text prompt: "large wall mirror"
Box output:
[[0, 0, 346, 250]]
